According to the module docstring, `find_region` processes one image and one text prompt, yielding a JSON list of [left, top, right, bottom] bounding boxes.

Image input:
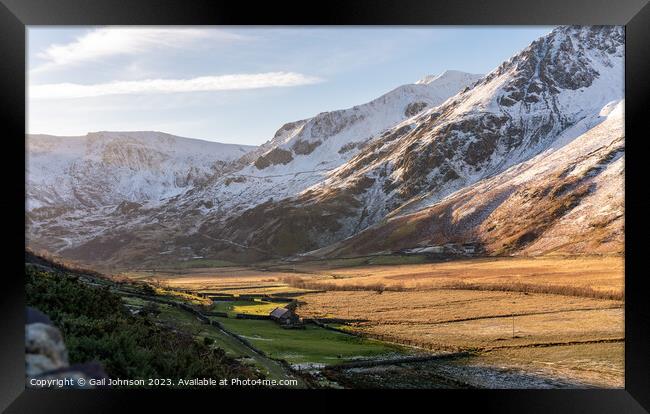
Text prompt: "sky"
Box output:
[[28, 26, 553, 145]]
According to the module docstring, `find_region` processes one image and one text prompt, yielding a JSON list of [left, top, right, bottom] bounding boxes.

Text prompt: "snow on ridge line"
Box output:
[[246, 70, 484, 172], [27, 131, 257, 164], [26, 130, 260, 212], [415, 70, 483, 86], [29, 131, 257, 151]]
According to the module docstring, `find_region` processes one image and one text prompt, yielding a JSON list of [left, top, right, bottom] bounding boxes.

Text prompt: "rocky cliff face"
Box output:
[[320, 26, 623, 226], [311, 100, 624, 258]]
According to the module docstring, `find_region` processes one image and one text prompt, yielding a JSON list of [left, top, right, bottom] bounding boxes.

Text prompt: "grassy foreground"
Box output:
[[25, 261, 260, 384], [215, 317, 405, 367]]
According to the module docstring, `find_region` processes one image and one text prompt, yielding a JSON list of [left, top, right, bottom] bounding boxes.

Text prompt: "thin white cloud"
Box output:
[[32, 27, 245, 72], [29, 72, 324, 99]]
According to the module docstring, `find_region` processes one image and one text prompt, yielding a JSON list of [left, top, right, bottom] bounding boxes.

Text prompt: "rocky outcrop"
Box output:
[[292, 139, 322, 155], [114, 200, 142, 215], [404, 101, 429, 117], [254, 148, 295, 169], [25, 311, 68, 377], [25, 307, 109, 388], [338, 140, 369, 154], [310, 110, 364, 138]]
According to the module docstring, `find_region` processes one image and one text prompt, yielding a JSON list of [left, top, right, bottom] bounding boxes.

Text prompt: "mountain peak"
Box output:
[[415, 70, 482, 86]]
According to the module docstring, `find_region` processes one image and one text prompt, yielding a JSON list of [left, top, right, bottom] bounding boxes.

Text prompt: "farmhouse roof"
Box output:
[[270, 307, 291, 319]]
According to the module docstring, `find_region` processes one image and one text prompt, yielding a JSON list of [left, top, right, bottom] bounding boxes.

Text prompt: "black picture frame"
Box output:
[[2, 0, 648, 412]]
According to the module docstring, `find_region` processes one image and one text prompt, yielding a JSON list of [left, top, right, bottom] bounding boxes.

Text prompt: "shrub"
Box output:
[[278, 275, 403, 293], [443, 280, 622, 300], [26, 265, 259, 384]]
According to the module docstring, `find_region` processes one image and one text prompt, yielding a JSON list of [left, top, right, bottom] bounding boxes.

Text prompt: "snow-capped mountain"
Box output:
[[312, 99, 624, 258], [195, 69, 483, 214], [26, 131, 255, 256], [185, 25, 623, 260], [26, 70, 481, 265], [26, 26, 625, 268], [27, 131, 255, 211], [326, 25, 624, 220]]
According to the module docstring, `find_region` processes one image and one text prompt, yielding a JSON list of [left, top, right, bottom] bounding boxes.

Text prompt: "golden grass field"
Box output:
[[297, 290, 622, 346], [286, 255, 624, 295], [144, 255, 624, 387], [465, 342, 624, 388], [131, 266, 311, 295]]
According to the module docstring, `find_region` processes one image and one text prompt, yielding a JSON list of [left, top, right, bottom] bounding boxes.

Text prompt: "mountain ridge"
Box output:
[[26, 26, 625, 268], [27, 131, 255, 210], [185, 25, 623, 261]]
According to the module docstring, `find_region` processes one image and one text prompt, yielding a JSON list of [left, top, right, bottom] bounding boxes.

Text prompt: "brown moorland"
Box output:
[[142, 255, 623, 387]]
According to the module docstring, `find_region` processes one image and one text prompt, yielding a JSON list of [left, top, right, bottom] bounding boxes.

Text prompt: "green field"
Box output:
[[212, 299, 287, 317], [267, 254, 431, 271], [165, 258, 237, 269], [214, 316, 407, 366], [121, 296, 302, 382], [121, 295, 150, 307], [365, 255, 429, 266], [125, 295, 403, 371], [122, 297, 243, 358]]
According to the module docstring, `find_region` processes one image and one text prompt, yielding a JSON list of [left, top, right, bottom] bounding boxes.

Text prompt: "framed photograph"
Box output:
[[2, 0, 648, 411]]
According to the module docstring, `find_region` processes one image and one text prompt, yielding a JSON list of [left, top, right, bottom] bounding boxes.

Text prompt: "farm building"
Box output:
[[462, 243, 479, 254], [269, 307, 301, 326], [402, 245, 445, 254]]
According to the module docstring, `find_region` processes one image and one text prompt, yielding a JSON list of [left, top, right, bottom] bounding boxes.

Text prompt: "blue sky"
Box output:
[[28, 26, 553, 145]]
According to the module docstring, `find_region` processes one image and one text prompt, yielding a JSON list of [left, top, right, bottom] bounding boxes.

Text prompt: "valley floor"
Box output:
[[132, 254, 624, 388]]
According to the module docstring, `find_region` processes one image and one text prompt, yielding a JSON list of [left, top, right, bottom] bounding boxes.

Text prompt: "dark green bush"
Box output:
[[26, 265, 259, 384]]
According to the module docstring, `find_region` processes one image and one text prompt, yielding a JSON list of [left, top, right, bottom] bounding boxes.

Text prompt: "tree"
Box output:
[[141, 302, 160, 317], [285, 300, 298, 312]]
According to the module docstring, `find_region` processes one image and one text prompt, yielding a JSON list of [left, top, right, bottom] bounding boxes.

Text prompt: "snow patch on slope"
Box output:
[[27, 131, 255, 210]]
